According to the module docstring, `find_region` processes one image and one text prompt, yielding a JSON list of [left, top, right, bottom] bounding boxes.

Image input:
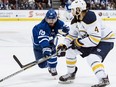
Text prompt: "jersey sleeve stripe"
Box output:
[[75, 39, 84, 46], [39, 38, 49, 43], [102, 32, 115, 40], [66, 35, 74, 41], [89, 35, 101, 44]]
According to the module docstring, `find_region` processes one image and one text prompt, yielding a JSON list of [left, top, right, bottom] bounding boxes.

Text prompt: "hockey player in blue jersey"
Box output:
[[32, 8, 69, 76]]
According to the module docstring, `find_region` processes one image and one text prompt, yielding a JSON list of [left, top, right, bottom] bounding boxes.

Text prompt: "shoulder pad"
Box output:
[[83, 11, 96, 24]]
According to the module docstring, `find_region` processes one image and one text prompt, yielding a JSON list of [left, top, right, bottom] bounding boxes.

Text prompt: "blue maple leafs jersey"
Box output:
[[32, 19, 64, 48]]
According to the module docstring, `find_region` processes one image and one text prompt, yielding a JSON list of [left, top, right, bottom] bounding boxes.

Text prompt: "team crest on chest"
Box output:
[[39, 29, 45, 35], [76, 24, 88, 39], [79, 30, 88, 39]]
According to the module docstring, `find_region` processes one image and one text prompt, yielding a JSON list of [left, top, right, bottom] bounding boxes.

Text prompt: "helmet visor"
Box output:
[[45, 17, 57, 24]]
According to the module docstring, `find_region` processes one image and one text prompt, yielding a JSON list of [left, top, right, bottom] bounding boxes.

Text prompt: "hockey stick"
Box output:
[[13, 55, 23, 68], [13, 46, 72, 68], [13, 55, 36, 68], [13, 55, 45, 68], [0, 53, 57, 83]]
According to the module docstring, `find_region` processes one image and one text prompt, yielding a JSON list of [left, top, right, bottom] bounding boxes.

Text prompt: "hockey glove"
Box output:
[[58, 25, 69, 36], [62, 25, 70, 34], [43, 47, 52, 57], [57, 44, 67, 57], [70, 38, 84, 49]]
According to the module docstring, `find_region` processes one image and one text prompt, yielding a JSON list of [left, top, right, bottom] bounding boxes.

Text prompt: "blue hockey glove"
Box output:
[[43, 47, 52, 57], [57, 44, 67, 57], [58, 25, 69, 36], [62, 25, 70, 34]]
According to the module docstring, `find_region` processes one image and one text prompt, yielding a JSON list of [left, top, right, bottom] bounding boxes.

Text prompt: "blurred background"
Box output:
[[0, 0, 115, 10]]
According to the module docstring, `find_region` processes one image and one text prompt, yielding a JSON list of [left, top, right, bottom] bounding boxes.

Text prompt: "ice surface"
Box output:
[[0, 21, 116, 87]]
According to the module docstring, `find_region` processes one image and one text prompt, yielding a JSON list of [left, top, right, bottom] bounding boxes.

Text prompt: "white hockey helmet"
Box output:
[[71, 0, 87, 16]]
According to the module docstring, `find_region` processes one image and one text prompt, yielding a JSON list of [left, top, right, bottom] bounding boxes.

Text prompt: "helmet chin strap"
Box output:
[[75, 9, 87, 21], [75, 15, 81, 21], [75, 11, 82, 21]]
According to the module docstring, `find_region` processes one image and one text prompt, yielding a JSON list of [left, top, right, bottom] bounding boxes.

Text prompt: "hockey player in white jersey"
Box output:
[[57, 0, 115, 87]]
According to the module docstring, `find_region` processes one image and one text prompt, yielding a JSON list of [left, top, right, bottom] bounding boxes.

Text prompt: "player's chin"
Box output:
[[49, 23, 55, 27]]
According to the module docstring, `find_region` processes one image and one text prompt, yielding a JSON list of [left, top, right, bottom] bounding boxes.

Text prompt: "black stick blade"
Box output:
[[13, 55, 23, 68]]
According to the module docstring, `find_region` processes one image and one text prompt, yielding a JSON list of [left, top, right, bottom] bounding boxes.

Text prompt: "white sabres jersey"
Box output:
[[64, 10, 115, 48]]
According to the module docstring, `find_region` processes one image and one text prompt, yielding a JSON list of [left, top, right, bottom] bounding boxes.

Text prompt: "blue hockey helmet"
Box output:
[[45, 8, 57, 24]]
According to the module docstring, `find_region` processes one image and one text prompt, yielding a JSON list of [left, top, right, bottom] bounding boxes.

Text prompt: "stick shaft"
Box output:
[[0, 53, 56, 82]]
